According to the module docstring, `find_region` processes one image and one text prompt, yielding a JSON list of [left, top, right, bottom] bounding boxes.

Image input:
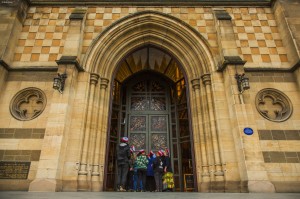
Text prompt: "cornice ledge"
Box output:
[[28, 0, 272, 6], [56, 56, 84, 72], [0, 59, 11, 71], [244, 60, 300, 72], [217, 56, 246, 72]]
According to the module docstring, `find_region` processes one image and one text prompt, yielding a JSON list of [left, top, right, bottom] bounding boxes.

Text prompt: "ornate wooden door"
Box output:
[[126, 77, 170, 153]]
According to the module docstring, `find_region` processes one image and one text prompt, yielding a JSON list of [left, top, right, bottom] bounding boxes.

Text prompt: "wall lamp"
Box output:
[[53, 72, 67, 94], [235, 73, 250, 93]]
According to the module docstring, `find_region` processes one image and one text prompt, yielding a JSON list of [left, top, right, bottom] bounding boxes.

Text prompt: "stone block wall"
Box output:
[[0, 0, 299, 193], [11, 6, 289, 69]]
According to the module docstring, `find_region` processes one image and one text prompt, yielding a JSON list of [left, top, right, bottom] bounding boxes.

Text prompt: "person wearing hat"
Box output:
[[153, 150, 164, 192], [162, 148, 174, 192], [146, 151, 156, 192], [116, 136, 131, 192], [135, 149, 148, 192], [126, 145, 136, 192]]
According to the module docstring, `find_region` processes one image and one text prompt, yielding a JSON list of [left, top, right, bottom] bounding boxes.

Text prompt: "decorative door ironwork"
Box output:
[[127, 78, 170, 153]]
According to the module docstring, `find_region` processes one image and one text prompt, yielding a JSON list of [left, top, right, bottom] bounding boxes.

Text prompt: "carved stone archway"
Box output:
[[78, 11, 223, 192]]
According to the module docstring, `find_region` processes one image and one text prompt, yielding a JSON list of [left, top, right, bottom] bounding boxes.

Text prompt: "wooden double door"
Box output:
[[126, 76, 170, 153]]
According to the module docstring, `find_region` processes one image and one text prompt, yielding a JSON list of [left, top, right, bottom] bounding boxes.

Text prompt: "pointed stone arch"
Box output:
[[83, 10, 216, 79], [77, 10, 224, 192]]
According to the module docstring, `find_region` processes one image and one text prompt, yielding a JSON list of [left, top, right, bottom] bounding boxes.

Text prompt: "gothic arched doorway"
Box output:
[[104, 46, 196, 192]]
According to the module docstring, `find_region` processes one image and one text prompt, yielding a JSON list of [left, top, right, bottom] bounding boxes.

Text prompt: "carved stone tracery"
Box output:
[[10, 87, 47, 121], [255, 88, 293, 122]]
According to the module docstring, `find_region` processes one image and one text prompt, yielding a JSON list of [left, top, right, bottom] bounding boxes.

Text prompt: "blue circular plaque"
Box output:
[[244, 127, 254, 135]]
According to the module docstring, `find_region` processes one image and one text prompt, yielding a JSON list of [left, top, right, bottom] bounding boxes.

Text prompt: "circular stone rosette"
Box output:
[[9, 87, 47, 121], [255, 88, 293, 122]]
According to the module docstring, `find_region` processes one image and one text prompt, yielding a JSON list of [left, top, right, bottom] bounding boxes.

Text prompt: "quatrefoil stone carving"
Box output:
[[255, 88, 293, 122], [10, 88, 47, 121]]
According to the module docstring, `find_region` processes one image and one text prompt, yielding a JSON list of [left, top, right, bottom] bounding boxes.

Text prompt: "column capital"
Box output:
[[90, 73, 99, 85], [100, 78, 109, 89], [191, 78, 200, 90], [201, 74, 211, 85]]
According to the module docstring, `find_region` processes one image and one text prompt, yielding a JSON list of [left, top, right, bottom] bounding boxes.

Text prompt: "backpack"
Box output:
[[117, 144, 129, 161]]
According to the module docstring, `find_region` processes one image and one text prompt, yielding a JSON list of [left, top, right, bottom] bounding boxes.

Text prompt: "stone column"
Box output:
[[98, 78, 110, 190], [91, 78, 109, 191], [191, 78, 210, 191], [77, 73, 99, 190], [29, 63, 79, 192], [201, 74, 224, 186]]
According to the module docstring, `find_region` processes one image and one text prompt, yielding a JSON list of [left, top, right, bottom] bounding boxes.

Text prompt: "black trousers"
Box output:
[[137, 169, 147, 191], [154, 171, 163, 192], [146, 175, 155, 192], [117, 164, 129, 188], [126, 170, 134, 190]]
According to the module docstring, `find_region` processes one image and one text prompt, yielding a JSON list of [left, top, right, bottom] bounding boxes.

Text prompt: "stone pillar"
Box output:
[[223, 64, 275, 193], [0, 0, 28, 66], [0, 0, 28, 90], [29, 63, 79, 192], [191, 78, 210, 192], [273, 0, 300, 92], [77, 73, 99, 191], [91, 78, 109, 191], [98, 78, 110, 190], [213, 9, 239, 64], [63, 8, 87, 58], [201, 74, 225, 192]]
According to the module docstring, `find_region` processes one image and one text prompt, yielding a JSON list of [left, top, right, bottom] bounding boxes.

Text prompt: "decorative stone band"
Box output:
[[262, 151, 300, 163], [258, 130, 300, 140], [0, 150, 41, 162], [0, 128, 45, 139]]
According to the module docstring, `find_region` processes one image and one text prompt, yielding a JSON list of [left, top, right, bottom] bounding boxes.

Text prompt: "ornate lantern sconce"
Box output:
[[53, 72, 67, 94], [235, 73, 250, 93]]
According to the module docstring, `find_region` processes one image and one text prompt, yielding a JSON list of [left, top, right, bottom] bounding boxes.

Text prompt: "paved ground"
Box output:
[[0, 192, 299, 199]]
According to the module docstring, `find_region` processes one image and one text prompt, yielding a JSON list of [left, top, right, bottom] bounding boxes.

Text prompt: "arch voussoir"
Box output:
[[83, 11, 215, 80]]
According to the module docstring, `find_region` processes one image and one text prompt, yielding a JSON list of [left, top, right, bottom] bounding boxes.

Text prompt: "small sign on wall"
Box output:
[[244, 127, 254, 136], [0, 162, 31, 179]]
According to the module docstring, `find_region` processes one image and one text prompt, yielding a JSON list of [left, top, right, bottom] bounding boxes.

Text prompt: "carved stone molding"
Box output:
[[9, 88, 47, 121], [255, 88, 293, 122]]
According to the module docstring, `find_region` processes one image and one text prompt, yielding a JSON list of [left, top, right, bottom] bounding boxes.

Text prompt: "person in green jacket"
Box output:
[[135, 149, 149, 192]]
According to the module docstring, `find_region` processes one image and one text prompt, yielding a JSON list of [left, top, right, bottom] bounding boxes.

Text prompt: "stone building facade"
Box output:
[[0, 0, 300, 193]]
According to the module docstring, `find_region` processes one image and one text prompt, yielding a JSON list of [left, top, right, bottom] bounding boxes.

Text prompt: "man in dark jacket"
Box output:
[[117, 136, 131, 191]]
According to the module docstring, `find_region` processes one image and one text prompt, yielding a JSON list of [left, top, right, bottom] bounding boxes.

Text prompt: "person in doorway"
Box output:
[[126, 145, 136, 192], [135, 149, 148, 192], [162, 148, 174, 192], [116, 136, 131, 192], [153, 150, 164, 192], [146, 151, 156, 192]]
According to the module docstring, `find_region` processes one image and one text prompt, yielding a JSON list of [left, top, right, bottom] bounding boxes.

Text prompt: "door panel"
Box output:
[[149, 115, 168, 152], [128, 114, 169, 152], [128, 115, 148, 151]]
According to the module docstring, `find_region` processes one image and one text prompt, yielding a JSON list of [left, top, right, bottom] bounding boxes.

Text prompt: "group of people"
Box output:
[[117, 136, 174, 192]]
